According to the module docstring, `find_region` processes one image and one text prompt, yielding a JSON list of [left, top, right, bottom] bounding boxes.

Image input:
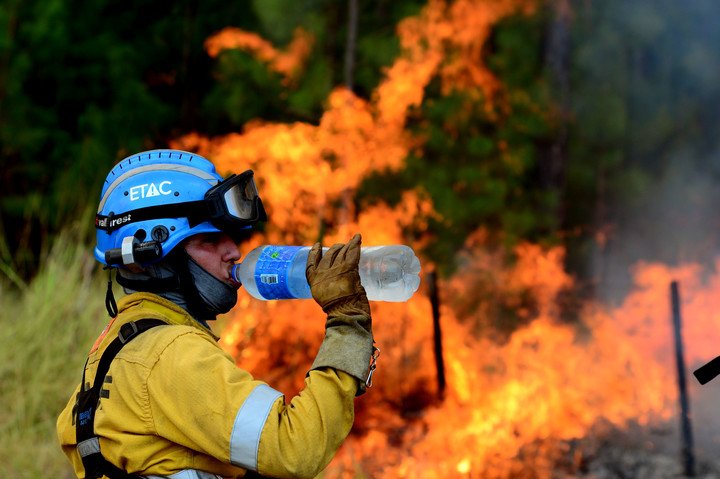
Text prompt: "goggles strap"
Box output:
[[96, 201, 208, 233], [96, 198, 265, 233]]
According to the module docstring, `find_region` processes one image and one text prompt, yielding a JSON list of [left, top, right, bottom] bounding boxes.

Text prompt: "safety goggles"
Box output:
[[96, 170, 267, 234], [202, 170, 267, 230]]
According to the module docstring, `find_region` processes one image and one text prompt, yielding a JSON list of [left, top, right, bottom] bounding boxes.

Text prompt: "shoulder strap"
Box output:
[[75, 319, 166, 479]]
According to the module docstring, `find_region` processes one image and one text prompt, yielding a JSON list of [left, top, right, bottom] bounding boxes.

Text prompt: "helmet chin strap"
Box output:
[[105, 268, 118, 318]]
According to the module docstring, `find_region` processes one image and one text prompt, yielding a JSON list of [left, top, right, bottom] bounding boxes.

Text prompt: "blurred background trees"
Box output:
[[2, 0, 719, 301]]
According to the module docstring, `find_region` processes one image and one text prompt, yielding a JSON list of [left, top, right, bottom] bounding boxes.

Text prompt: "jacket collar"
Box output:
[[116, 292, 220, 341]]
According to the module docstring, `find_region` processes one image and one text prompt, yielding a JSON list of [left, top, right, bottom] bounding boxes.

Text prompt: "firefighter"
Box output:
[[56, 149, 376, 479]]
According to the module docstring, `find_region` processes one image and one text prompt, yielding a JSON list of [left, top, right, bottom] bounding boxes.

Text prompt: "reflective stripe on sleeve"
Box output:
[[229, 384, 283, 470]]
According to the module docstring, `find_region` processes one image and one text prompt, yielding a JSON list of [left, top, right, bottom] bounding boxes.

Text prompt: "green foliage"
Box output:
[[251, 0, 312, 44], [204, 50, 286, 127], [287, 56, 333, 117], [0, 0, 259, 278]]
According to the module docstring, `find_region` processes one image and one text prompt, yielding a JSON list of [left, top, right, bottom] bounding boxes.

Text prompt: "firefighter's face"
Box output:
[[184, 233, 241, 288]]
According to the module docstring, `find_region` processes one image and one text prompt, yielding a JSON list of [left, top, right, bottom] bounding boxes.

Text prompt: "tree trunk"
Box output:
[[544, 0, 571, 215], [338, 0, 360, 232], [344, 0, 359, 91]]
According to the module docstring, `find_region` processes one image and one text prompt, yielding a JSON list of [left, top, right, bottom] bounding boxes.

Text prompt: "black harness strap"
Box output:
[[75, 319, 166, 479]]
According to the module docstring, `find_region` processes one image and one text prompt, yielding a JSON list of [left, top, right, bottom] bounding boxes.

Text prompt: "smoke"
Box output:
[[592, 157, 720, 303], [571, 0, 720, 462], [570, 0, 720, 298]]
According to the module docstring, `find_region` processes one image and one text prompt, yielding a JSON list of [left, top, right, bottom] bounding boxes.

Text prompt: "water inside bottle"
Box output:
[[358, 245, 421, 301]]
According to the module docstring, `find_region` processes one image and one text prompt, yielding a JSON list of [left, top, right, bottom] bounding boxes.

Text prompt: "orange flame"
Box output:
[[611, 260, 720, 368], [319, 239, 689, 478], [205, 26, 314, 84], [168, 0, 720, 476]]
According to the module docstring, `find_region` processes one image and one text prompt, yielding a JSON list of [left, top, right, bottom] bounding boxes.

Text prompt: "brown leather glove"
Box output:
[[306, 233, 375, 394], [306, 233, 371, 317]]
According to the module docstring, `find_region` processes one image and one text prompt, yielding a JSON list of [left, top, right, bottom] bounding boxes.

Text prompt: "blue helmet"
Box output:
[[95, 149, 266, 266]]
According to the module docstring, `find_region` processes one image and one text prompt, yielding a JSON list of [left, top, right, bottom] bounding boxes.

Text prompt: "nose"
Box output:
[[219, 234, 242, 263]]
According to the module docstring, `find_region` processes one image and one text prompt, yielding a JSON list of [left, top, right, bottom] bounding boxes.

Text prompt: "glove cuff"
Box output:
[[321, 292, 371, 318], [310, 317, 374, 395]]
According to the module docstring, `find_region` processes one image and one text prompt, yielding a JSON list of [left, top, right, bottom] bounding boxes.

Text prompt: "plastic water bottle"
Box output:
[[232, 245, 421, 302]]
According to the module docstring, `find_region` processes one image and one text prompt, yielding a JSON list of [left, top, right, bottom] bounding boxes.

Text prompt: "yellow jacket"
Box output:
[[57, 293, 358, 479]]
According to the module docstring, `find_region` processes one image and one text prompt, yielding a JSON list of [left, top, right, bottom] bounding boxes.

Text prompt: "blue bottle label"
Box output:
[[255, 246, 304, 299]]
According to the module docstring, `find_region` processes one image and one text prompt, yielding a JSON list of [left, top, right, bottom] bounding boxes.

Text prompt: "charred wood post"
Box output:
[[428, 270, 446, 399], [670, 280, 696, 477], [344, 0, 359, 91]]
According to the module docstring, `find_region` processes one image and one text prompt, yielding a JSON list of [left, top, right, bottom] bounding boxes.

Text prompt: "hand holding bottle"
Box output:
[[305, 234, 370, 317]]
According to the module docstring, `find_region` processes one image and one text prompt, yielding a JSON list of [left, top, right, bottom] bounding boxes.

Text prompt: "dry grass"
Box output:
[[0, 230, 109, 478]]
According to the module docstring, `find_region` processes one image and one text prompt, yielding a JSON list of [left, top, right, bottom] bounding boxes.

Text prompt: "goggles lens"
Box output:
[[205, 170, 266, 229], [222, 175, 259, 220]]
